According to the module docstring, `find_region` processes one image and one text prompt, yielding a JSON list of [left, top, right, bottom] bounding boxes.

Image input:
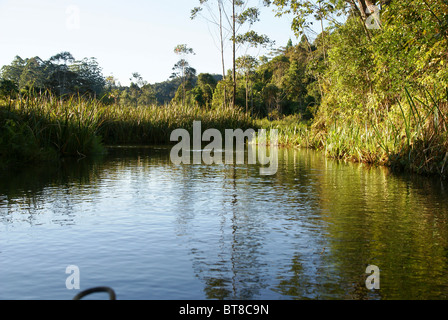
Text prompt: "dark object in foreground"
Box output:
[[73, 287, 116, 300]]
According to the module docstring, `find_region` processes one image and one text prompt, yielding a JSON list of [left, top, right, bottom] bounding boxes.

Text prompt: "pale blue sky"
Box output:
[[0, 0, 306, 85]]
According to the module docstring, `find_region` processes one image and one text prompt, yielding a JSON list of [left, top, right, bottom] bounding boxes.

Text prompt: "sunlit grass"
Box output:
[[0, 94, 253, 166], [2, 88, 447, 178], [314, 88, 448, 177], [252, 88, 448, 178], [254, 115, 316, 148], [99, 101, 254, 145]]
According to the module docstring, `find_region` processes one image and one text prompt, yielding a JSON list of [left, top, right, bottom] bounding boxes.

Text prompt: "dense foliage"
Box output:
[[1, 0, 447, 177]]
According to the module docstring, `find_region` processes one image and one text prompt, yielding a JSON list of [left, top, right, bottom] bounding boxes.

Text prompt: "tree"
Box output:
[[138, 84, 156, 106], [130, 72, 146, 88], [104, 75, 121, 104], [266, 0, 386, 40], [191, 0, 272, 108], [152, 78, 183, 105], [191, 0, 230, 107], [231, 1, 272, 108], [172, 64, 197, 105], [1, 56, 25, 86], [196, 73, 218, 107], [1, 56, 47, 95], [18, 57, 47, 94], [263, 83, 280, 116], [236, 55, 258, 113], [0, 52, 107, 99], [70, 57, 106, 97], [172, 44, 196, 105], [191, 0, 229, 82], [48, 52, 76, 96]]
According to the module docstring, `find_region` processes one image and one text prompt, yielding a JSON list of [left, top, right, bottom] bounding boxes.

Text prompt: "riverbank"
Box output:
[[0, 96, 253, 168], [1, 93, 447, 180], [259, 89, 448, 179]]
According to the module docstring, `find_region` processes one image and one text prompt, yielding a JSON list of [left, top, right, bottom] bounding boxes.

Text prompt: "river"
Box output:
[[1, 146, 448, 300]]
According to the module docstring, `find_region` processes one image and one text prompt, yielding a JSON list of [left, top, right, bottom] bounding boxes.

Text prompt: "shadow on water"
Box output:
[[0, 146, 170, 198], [1, 146, 448, 299]]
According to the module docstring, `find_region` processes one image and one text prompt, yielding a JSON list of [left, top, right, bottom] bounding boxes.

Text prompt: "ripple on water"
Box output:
[[1, 147, 448, 299]]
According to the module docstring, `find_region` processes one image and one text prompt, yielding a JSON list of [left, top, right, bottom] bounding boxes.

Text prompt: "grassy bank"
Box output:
[[0, 96, 105, 167], [0, 95, 253, 167], [99, 101, 254, 145], [2, 90, 447, 180], [260, 89, 448, 179]]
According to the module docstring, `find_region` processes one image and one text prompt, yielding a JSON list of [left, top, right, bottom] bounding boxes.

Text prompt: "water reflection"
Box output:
[[1, 146, 448, 300]]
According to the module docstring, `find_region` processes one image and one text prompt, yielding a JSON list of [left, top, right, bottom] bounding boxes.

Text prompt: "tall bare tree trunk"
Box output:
[[245, 76, 249, 113], [319, 2, 326, 63], [219, 1, 225, 81], [350, 0, 372, 40], [219, 0, 227, 108], [357, 0, 368, 20], [232, 0, 236, 108]]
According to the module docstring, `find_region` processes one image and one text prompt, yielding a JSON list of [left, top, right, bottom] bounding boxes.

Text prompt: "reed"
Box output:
[[387, 88, 448, 176], [0, 95, 105, 168], [252, 88, 448, 178], [254, 115, 315, 148], [2, 88, 446, 178], [0, 93, 253, 166], [315, 87, 448, 177], [99, 102, 253, 145]]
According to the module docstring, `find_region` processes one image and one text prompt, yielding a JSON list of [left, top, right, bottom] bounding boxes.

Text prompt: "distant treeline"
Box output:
[[0, 51, 222, 108], [0, 36, 322, 119]]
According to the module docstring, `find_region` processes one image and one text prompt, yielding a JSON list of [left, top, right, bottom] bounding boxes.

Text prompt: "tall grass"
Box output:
[[371, 88, 448, 176], [2, 89, 446, 179], [320, 89, 448, 178], [0, 93, 253, 166], [253, 88, 448, 178], [99, 102, 254, 145], [254, 115, 319, 148], [0, 95, 105, 166]]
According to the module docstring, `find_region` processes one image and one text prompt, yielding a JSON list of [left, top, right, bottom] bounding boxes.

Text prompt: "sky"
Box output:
[[0, 0, 303, 86]]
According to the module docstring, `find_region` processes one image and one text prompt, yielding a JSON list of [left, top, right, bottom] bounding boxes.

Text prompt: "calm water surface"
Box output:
[[1, 146, 448, 300]]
